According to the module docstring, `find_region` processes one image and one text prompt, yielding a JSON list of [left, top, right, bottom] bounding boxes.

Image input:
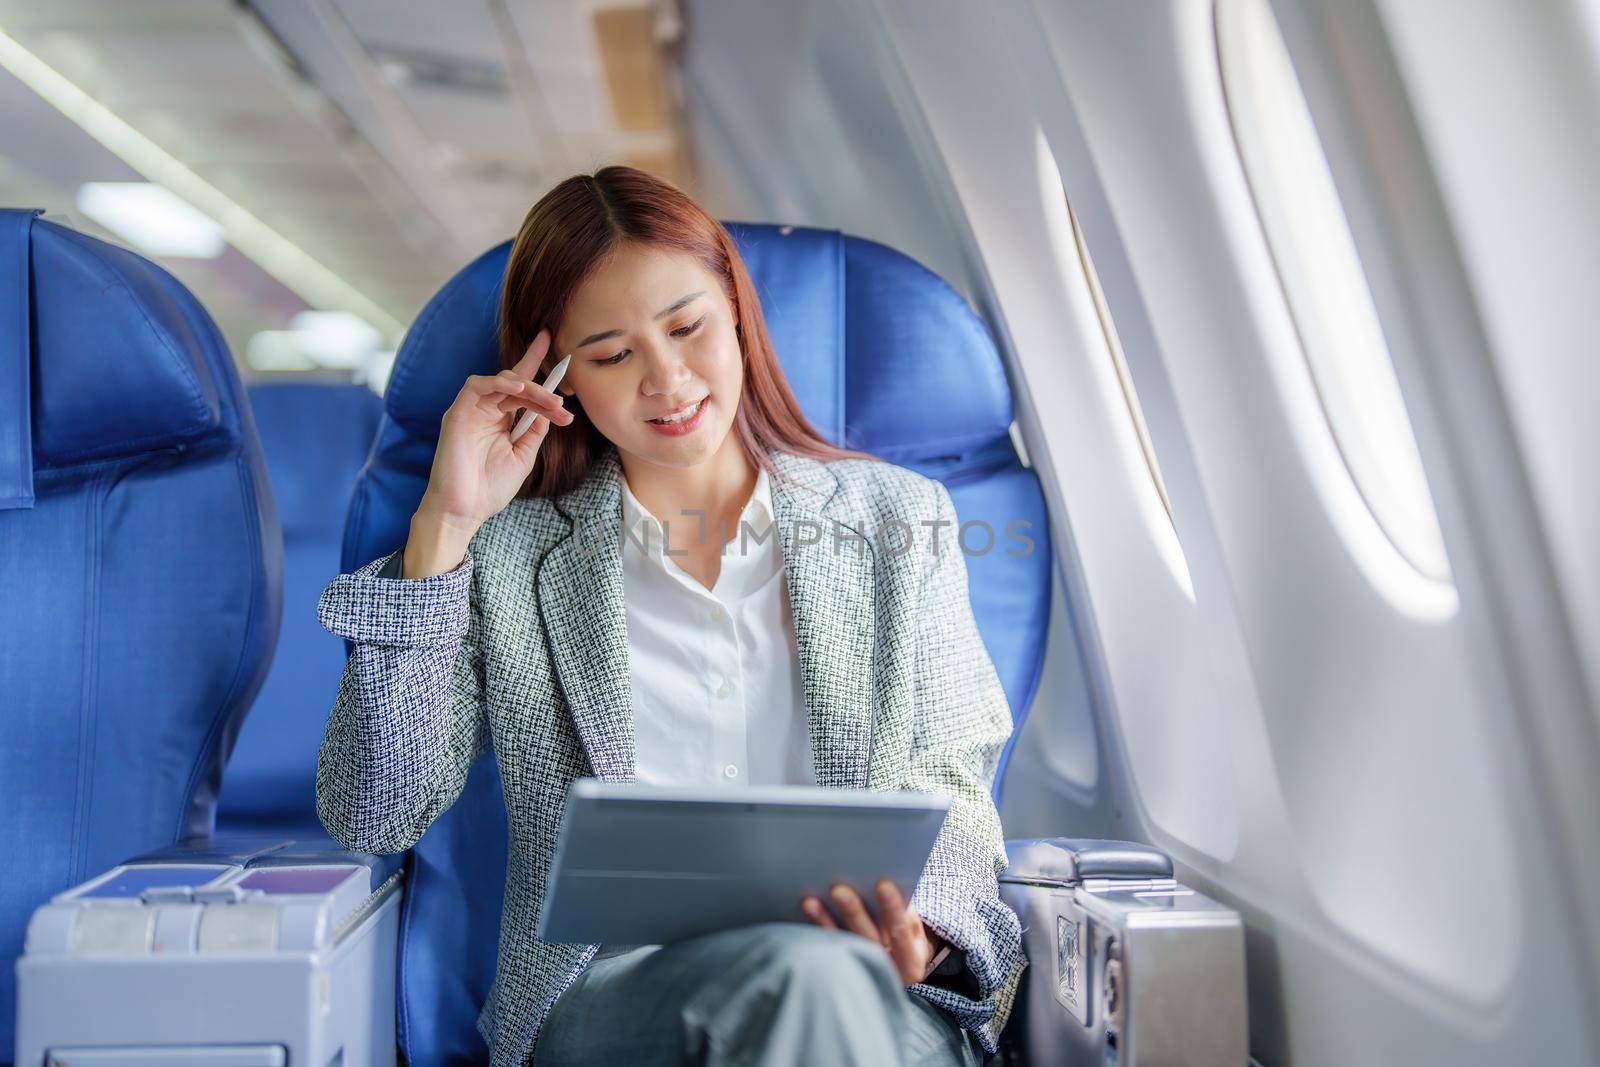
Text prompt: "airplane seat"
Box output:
[[216, 381, 384, 838], [339, 221, 1061, 1064], [0, 209, 283, 1063]]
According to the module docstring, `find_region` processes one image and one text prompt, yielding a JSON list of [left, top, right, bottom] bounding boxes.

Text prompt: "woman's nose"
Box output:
[[639, 344, 693, 395]]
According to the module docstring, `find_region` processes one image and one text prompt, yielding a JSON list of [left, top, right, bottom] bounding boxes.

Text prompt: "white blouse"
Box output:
[[617, 463, 817, 788]]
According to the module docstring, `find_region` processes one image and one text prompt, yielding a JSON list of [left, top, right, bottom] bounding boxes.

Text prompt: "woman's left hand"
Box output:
[[800, 879, 941, 986]]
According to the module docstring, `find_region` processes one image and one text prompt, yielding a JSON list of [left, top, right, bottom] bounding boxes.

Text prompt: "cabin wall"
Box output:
[[681, 1, 1599, 1064]]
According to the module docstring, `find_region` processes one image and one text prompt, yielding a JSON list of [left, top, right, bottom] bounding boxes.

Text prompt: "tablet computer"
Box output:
[[536, 779, 951, 945]]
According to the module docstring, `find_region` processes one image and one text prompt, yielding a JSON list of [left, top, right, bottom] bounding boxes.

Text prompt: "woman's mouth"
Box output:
[[646, 396, 709, 436]]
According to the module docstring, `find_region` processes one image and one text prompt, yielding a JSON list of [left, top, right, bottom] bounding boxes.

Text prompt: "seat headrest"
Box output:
[[379, 222, 1013, 472], [737, 223, 1016, 466], [1, 209, 227, 509], [247, 382, 382, 542]]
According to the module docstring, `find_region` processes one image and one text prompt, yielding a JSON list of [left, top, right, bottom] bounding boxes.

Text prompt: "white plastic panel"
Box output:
[[680, 0, 1596, 1061], [1375, 0, 1600, 749], [867, 2, 1249, 867], [1029, 0, 1523, 1002], [47, 1047, 286, 1067]]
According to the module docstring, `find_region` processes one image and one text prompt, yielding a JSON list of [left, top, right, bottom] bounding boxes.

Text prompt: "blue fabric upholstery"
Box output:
[[0, 209, 282, 1062], [217, 382, 383, 836], [338, 222, 1052, 1065]]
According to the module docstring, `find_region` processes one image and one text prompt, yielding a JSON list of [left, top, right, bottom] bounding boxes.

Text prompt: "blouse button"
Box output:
[[723, 764, 739, 779], [710, 604, 727, 622], [716, 677, 734, 699]]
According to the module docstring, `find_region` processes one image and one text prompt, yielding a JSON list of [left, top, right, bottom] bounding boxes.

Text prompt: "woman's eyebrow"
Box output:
[[575, 291, 705, 349]]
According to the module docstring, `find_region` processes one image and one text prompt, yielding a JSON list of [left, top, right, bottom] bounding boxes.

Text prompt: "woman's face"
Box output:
[[552, 243, 743, 472]]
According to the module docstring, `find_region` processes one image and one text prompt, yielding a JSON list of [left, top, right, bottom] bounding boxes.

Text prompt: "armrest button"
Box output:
[[196, 885, 248, 905], [140, 886, 195, 905]]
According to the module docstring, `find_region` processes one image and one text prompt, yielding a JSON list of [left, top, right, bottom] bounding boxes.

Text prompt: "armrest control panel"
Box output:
[[15, 836, 405, 1067], [1000, 836, 1247, 1066]]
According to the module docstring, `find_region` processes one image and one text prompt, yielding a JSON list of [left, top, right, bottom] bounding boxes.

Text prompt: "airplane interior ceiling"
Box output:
[[0, 0, 1597, 1065], [0, 0, 693, 357]]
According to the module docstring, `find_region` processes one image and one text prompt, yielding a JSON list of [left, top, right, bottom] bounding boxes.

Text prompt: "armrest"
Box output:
[[996, 838, 1247, 1065], [125, 832, 408, 896], [1001, 837, 1173, 887], [16, 833, 407, 1066]]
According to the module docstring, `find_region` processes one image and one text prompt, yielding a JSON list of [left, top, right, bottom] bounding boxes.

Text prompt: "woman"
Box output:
[[314, 166, 1024, 1067]]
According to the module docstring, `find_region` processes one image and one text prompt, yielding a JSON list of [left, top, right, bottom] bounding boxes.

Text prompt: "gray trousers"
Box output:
[[531, 922, 987, 1066]]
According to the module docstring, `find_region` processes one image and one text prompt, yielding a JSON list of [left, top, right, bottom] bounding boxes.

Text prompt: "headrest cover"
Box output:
[[383, 241, 507, 442], [6, 211, 225, 476], [839, 233, 1013, 461], [247, 382, 382, 541]]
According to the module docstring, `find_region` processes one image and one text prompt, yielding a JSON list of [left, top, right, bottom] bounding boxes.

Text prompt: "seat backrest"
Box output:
[[0, 209, 283, 1060], [217, 382, 383, 836], [340, 222, 1051, 1064]]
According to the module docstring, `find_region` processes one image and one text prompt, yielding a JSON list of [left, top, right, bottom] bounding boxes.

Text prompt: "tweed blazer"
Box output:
[[313, 441, 1026, 1067]]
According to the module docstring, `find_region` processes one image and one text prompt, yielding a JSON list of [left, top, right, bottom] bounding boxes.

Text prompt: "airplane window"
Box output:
[[1034, 134, 1175, 526], [1216, 0, 1452, 583], [1065, 193, 1176, 526], [1036, 128, 1193, 598]]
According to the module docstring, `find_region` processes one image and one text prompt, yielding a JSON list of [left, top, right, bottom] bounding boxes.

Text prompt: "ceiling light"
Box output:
[[0, 27, 404, 341], [243, 310, 384, 375], [75, 182, 226, 259], [288, 310, 382, 368]]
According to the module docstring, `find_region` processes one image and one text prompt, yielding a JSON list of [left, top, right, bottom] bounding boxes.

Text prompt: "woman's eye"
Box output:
[[672, 315, 707, 338], [597, 316, 704, 365]]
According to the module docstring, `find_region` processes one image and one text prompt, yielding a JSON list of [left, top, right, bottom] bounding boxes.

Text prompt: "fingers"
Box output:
[[805, 884, 928, 986], [468, 370, 566, 407], [490, 394, 573, 423], [462, 372, 571, 428], [823, 884, 885, 945], [800, 895, 838, 929], [875, 879, 913, 933], [512, 328, 552, 376], [509, 404, 555, 459], [877, 880, 926, 982], [463, 373, 516, 397]]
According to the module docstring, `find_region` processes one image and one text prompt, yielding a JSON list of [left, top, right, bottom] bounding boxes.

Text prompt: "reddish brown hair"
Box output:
[[498, 165, 878, 499]]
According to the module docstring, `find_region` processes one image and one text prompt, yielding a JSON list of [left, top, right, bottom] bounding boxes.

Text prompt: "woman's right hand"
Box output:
[[405, 328, 574, 575]]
